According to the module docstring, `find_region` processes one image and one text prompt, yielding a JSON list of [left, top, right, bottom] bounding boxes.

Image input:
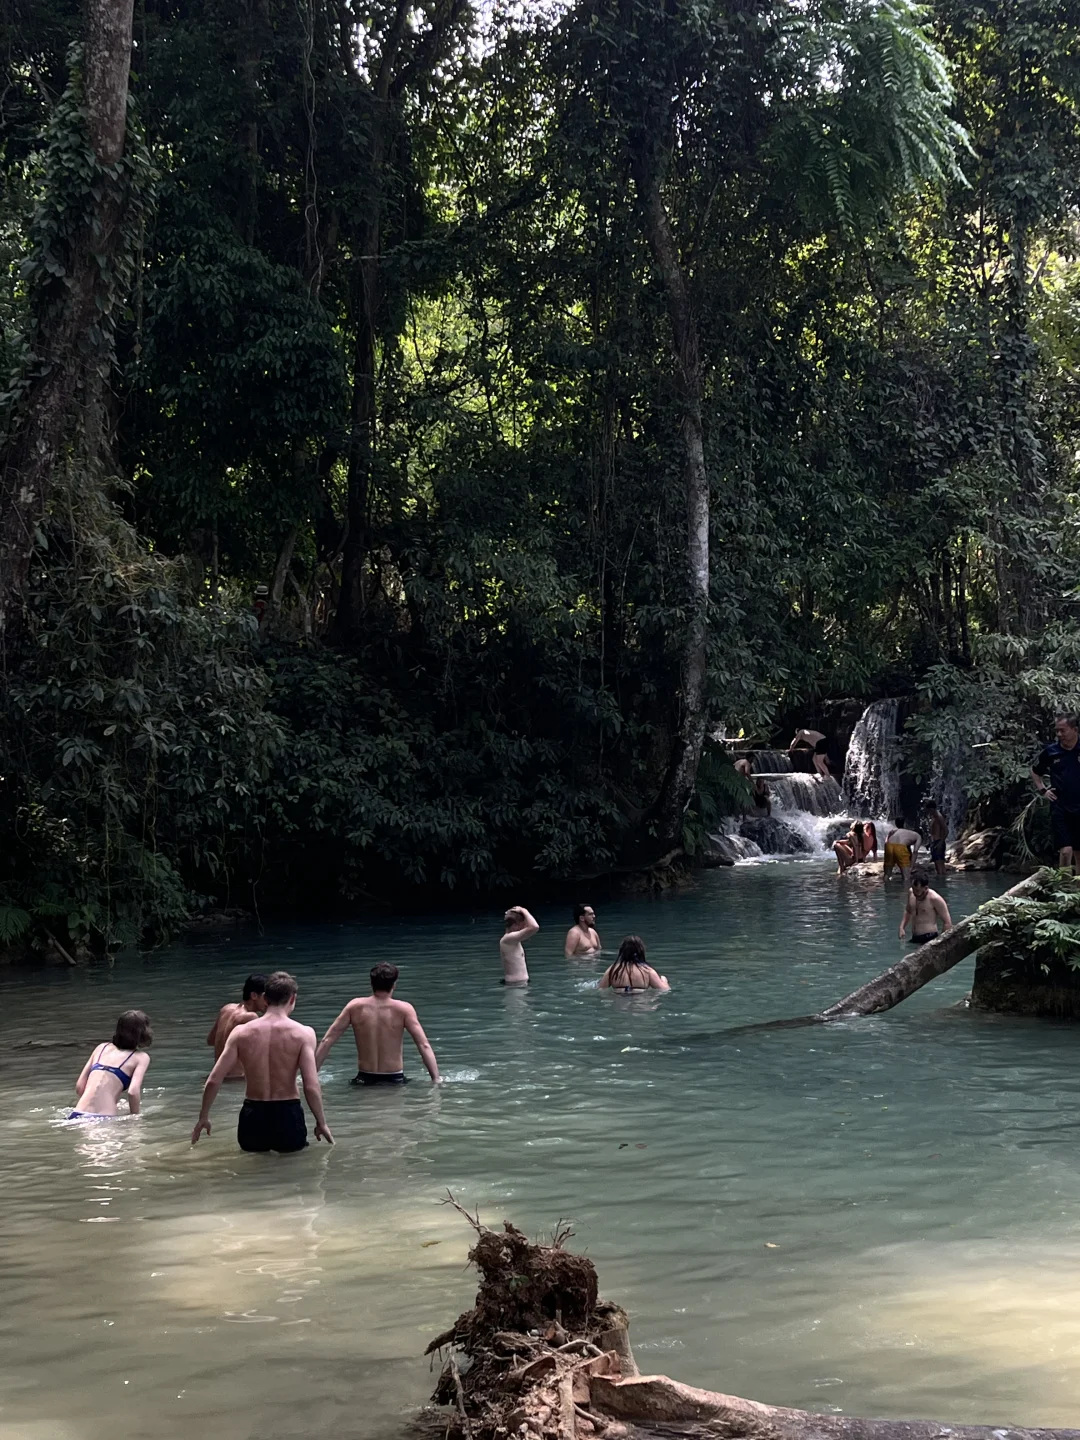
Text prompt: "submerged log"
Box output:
[[816, 870, 1046, 1019], [428, 1211, 1080, 1440], [589, 1374, 1080, 1440]]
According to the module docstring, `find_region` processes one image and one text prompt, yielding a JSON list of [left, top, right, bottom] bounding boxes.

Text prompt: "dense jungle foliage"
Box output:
[[1, 0, 1079, 948]]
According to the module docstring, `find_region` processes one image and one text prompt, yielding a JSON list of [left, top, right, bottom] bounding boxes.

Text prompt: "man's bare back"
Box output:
[[192, 972, 332, 1149], [317, 964, 441, 1083], [208, 1003, 260, 1078]]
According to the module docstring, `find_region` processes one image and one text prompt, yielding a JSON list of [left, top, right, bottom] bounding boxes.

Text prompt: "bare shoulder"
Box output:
[[394, 999, 418, 1016]]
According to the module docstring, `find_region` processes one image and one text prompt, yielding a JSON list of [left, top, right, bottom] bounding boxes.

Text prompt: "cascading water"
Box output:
[[842, 698, 901, 822]]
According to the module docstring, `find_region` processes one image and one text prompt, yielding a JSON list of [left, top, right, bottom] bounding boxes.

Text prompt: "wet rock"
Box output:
[[702, 832, 763, 867], [951, 828, 1004, 871], [739, 816, 813, 855]]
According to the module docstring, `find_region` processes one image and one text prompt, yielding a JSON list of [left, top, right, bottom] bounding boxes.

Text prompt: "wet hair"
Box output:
[[852, 821, 865, 838], [242, 973, 268, 1001], [112, 1009, 152, 1048], [607, 936, 648, 989], [894, 817, 906, 829], [573, 903, 594, 923], [370, 962, 399, 993], [910, 867, 931, 888], [263, 970, 298, 1005]]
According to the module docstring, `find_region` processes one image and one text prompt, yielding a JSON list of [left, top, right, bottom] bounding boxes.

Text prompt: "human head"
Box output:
[[614, 936, 647, 971], [263, 970, 298, 1009], [504, 907, 523, 930], [926, 802, 942, 816], [1054, 714, 1079, 744], [910, 867, 931, 894], [112, 1010, 153, 1048], [894, 817, 906, 830], [370, 962, 399, 994], [852, 821, 864, 837], [242, 973, 268, 1003], [574, 903, 595, 926]]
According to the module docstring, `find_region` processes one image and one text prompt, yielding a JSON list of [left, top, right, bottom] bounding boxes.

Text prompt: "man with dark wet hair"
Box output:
[[206, 974, 268, 1080], [564, 904, 601, 957], [192, 970, 333, 1151], [899, 868, 953, 945], [1032, 714, 1080, 872], [316, 962, 441, 1085]]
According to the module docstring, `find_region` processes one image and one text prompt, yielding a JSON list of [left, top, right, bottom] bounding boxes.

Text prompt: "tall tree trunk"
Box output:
[[0, 0, 137, 649], [631, 157, 710, 852]]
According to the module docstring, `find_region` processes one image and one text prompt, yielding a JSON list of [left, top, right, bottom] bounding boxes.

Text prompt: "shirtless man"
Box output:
[[789, 727, 830, 777], [500, 905, 539, 985], [733, 753, 754, 779], [926, 804, 949, 877], [191, 970, 333, 1151], [206, 973, 268, 1079], [564, 904, 601, 957], [315, 962, 441, 1085], [899, 868, 953, 944], [883, 818, 922, 886]]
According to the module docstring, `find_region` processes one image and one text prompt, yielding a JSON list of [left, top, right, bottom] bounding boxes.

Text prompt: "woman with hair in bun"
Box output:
[[69, 1010, 152, 1120]]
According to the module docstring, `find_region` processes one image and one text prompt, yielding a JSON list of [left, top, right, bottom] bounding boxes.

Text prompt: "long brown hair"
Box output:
[[607, 936, 648, 988]]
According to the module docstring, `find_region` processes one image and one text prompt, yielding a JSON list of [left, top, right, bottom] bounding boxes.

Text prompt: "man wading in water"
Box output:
[[1032, 713, 1080, 873], [191, 970, 333, 1151], [899, 868, 953, 944], [316, 962, 441, 1085], [564, 904, 601, 957], [206, 973, 268, 1079], [500, 905, 539, 985]]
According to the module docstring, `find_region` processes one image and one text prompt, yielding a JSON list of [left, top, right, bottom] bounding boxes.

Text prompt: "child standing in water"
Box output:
[[69, 1010, 152, 1120]]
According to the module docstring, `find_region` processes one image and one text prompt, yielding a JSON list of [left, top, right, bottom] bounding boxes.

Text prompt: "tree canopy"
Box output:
[[1, 0, 1079, 948]]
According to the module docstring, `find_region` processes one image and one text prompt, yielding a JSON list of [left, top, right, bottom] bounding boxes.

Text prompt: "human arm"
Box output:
[[1032, 753, 1056, 800], [207, 1005, 227, 1048], [404, 1006, 441, 1082], [191, 1032, 241, 1142], [315, 1003, 354, 1069], [899, 893, 914, 939], [504, 907, 539, 942], [299, 1032, 333, 1142], [74, 1045, 103, 1098], [648, 968, 671, 992], [598, 967, 611, 989], [126, 1054, 151, 1115], [933, 893, 953, 931], [564, 927, 581, 959]]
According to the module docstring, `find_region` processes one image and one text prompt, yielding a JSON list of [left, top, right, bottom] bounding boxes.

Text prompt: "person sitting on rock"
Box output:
[[751, 775, 771, 817], [833, 821, 866, 874]]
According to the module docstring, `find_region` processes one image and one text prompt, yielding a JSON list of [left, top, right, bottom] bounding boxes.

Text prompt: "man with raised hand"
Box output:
[[192, 970, 333, 1151], [500, 904, 539, 985], [316, 962, 441, 1085]]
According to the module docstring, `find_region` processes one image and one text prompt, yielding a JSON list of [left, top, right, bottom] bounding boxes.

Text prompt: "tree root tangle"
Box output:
[[427, 1202, 1080, 1440]]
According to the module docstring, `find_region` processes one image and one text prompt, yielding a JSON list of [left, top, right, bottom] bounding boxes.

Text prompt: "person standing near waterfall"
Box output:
[[789, 727, 831, 778], [1032, 714, 1080, 872], [926, 804, 948, 877], [883, 820, 921, 885]]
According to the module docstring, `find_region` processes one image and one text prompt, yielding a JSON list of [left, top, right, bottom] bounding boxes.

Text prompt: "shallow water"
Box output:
[[4, 863, 1080, 1438]]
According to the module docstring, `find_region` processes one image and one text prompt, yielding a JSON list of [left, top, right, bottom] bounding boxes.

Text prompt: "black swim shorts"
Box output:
[[911, 931, 938, 944], [237, 1098, 308, 1153], [351, 1071, 409, 1085], [1050, 806, 1080, 852]]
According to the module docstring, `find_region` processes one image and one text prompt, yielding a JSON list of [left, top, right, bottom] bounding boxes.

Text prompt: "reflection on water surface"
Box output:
[[4, 864, 1080, 1437]]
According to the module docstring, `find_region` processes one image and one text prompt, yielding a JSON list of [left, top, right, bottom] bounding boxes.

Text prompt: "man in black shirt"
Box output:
[[1032, 713, 1080, 872]]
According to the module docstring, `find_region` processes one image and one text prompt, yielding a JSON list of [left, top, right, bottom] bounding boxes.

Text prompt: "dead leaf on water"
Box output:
[[420, 1241, 441, 1248]]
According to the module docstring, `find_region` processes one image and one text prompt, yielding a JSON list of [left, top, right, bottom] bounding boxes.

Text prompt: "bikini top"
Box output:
[[89, 1045, 137, 1090]]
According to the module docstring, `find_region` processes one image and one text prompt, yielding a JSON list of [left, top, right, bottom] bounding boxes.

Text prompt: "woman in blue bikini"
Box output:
[[69, 1010, 153, 1120]]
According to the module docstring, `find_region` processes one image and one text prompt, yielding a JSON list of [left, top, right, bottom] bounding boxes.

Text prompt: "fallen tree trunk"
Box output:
[[815, 870, 1046, 1020], [589, 1373, 1080, 1440], [428, 1205, 1080, 1440]]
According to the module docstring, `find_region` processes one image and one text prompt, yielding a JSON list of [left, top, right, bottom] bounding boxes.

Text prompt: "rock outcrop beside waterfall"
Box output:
[[739, 816, 813, 854]]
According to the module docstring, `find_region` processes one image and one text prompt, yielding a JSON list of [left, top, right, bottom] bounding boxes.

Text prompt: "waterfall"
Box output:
[[842, 698, 901, 821], [763, 774, 842, 817], [750, 750, 792, 774]]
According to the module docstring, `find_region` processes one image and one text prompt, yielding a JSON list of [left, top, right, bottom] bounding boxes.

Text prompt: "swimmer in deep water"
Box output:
[[500, 905, 539, 985], [316, 961, 441, 1085], [899, 868, 953, 944], [598, 936, 670, 993], [564, 903, 601, 957], [69, 1010, 152, 1120], [206, 973, 268, 1079], [191, 970, 333, 1152]]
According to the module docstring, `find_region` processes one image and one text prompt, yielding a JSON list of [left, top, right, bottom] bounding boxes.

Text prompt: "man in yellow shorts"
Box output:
[[883, 819, 922, 885]]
